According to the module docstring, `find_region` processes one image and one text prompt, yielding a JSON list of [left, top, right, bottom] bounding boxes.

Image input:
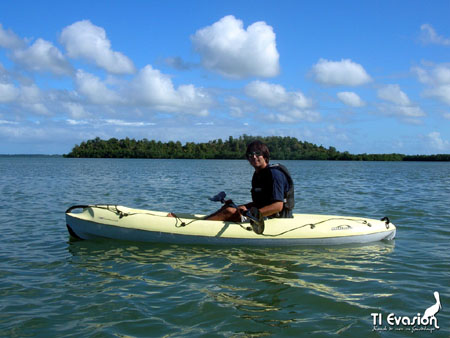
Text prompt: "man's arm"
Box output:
[[238, 201, 282, 218], [258, 201, 283, 217]]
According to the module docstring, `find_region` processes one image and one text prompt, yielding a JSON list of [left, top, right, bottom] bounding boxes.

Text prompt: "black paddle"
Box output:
[[209, 191, 265, 234]]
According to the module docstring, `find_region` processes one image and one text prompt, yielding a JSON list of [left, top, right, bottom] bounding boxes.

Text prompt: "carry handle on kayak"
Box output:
[[65, 205, 90, 214]]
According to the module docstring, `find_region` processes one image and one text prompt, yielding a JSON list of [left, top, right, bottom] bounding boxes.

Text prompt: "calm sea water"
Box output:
[[0, 157, 449, 337]]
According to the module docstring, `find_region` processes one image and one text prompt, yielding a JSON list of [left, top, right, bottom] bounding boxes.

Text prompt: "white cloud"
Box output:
[[427, 131, 449, 151], [104, 119, 156, 127], [244, 80, 318, 123], [225, 96, 255, 117], [75, 70, 121, 105], [66, 118, 156, 128], [71, 66, 212, 116], [266, 110, 320, 123], [395, 106, 426, 118], [414, 64, 450, 85], [377, 84, 425, 119], [0, 83, 19, 102], [195, 122, 214, 126], [66, 119, 88, 125], [0, 119, 19, 125], [129, 65, 211, 116], [425, 85, 450, 105], [12, 39, 73, 75], [191, 15, 279, 79], [311, 58, 372, 86], [420, 24, 450, 46], [0, 81, 51, 115], [0, 23, 25, 49], [19, 84, 50, 115], [63, 102, 90, 119], [60, 20, 135, 74], [337, 91, 365, 107], [413, 63, 450, 105], [19, 84, 42, 102], [378, 84, 411, 105], [245, 81, 312, 109]]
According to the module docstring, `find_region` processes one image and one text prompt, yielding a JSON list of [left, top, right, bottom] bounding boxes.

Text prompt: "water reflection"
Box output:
[[67, 239, 396, 332]]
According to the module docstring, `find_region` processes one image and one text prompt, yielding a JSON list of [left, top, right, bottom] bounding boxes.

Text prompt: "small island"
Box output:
[[64, 135, 450, 161]]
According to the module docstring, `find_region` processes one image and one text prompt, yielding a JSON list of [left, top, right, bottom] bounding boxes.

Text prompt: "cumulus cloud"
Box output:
[[377, 84, 425, 119], [413, 63, 450, 105], [427, 131, 449, 151], [0, 81, 51, 115], [71, 66, 212, 116], [244, 81, 318, 122], [420, 24, 450, 46], [311, 58, 372, 86], [12, 39, 73, 75], [0, 83, 19, 102], [129, 65, 211, 116], [18, 84, 50, 115], [266, 110, 320, 123], [60, 20, 135, 74], [337, 91, 365, 107], [225, 96, 255, 118], [191, 15, 279, 79], [0, 23, 25, 49], [425, 85, 450, 105], [63, 102, 91, 119], [245, 81, 312, 109], [75, 70, 122, 105], [0, 25, 71, 75], [378, 84, 411, 106]]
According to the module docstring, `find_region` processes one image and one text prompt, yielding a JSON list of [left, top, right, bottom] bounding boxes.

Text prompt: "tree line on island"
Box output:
[[64, 135, 450, 161]]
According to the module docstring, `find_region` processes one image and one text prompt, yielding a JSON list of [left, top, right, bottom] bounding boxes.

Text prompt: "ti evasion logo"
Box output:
[[371, 291, 442, 333]]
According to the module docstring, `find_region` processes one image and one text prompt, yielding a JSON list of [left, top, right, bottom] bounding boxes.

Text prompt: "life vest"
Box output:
[[251, 163, 295, 218]]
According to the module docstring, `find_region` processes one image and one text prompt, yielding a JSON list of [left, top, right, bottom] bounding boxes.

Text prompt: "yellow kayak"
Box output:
[[65, 205, 396, 246]]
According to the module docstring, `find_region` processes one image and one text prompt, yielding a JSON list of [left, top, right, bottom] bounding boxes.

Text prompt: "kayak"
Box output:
[[65, 205, 396, 246]]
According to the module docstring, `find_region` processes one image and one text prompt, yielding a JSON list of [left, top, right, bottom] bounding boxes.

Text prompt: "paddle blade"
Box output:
[[209, 191, 226, 202]]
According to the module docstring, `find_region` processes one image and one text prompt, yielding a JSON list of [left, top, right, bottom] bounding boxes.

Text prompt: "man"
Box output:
[[206, 140, 294, 222]]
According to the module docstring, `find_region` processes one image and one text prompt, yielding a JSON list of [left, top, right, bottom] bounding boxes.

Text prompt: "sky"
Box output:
[[0, 0, 449, 155]]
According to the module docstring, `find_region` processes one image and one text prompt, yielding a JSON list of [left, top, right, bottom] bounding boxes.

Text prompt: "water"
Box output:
[[0, 157, 449, 337]]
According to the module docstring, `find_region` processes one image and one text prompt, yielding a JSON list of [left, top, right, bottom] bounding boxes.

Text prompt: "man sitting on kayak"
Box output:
[[206, 140, 294, 222]]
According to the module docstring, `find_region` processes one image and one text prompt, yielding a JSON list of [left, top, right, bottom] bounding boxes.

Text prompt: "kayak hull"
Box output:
[[65, 205, 396, 246]]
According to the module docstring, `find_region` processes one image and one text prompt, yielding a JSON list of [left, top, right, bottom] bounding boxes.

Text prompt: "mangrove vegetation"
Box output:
[[64, 136, 450, 161]]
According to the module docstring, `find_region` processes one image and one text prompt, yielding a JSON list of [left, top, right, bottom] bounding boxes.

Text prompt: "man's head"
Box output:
[[246, 140, 270, 167]]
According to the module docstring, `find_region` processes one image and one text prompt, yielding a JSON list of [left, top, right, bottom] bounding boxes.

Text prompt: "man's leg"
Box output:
[[205, 204, 241, 221]]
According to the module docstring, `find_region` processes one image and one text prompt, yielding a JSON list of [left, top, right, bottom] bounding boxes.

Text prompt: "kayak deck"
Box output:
[[65, 205, 396, 246]]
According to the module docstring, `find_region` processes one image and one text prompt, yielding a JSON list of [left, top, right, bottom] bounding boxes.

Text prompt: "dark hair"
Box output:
[[246, 140, 270, 163]]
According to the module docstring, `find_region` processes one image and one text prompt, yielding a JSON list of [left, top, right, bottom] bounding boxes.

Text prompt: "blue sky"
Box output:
[[0, 0, 449, 154]]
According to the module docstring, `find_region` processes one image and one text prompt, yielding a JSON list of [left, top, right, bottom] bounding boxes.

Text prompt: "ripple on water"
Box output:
[[1, 158, 449, 337]]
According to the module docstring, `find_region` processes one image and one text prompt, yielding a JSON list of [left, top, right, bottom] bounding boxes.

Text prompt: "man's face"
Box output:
[[246, 151, 267, 171]]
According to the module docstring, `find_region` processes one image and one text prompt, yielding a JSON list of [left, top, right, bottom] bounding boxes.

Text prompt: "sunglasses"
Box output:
[[246, 151, 263, 158]]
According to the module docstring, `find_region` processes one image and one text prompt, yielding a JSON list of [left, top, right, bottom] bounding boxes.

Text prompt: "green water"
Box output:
[[0, 158, 448, 337]]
